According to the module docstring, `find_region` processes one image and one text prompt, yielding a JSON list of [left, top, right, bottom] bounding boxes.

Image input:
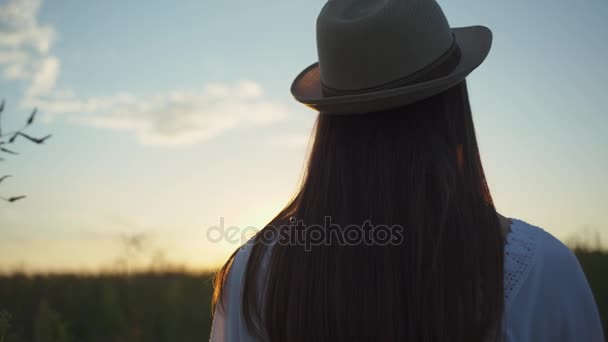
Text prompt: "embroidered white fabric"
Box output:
[[503, 219, 541, 307]]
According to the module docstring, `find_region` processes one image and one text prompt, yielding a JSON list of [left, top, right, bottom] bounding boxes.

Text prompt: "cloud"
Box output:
[[0, 0, 54, 52], [79, 81, 287, 146], [0, 0, 57, 91], [27, 80, 288, 146], [0, 50, 27, 64], [26, 55, 59, 97]]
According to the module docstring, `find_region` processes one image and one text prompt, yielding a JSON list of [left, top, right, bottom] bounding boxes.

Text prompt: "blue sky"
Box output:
[[0, 0, 606, 272]]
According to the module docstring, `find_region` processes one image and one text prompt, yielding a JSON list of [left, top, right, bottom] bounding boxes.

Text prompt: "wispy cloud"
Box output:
[[29, 81, 288, 146], [25, 55, 59, 98], [0, 0, 288, 147]]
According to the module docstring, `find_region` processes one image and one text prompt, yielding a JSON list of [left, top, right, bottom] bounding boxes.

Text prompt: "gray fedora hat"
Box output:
[[291, 0, 492, 114]]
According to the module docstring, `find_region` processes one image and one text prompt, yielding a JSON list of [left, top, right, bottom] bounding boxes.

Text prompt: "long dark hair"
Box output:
[[213, 80, 505, 341]]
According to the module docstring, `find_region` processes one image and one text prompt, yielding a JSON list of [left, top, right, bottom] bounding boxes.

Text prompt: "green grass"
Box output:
[[574, 248, 608, 335], [0, 272, 214, 342], [1, 310, 11, 342], [0, 251, 605, 341]]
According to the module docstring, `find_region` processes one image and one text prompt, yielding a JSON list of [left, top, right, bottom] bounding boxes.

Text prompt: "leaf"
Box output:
[[8, 195, 26, 202], [0, 175, 12, 183], [0, 195, 25, 202], [0, 147, 17, 155], [0, 99, 4, 137], [26, 108, 37, 126], [15, 132, 52, 144]]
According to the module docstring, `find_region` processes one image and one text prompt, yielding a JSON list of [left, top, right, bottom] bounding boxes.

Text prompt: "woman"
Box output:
[[210, 0, 605, 341]]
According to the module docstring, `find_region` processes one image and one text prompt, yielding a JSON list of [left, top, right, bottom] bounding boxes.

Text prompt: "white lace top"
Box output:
[[210, 218, 605, 341]]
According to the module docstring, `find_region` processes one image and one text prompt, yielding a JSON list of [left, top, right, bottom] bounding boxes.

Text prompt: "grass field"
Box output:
[[572, 248, 608, 335], [0, 250, 606, 341]]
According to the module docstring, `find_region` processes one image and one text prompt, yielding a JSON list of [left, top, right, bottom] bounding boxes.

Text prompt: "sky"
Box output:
[[0, 0, 606, 272]]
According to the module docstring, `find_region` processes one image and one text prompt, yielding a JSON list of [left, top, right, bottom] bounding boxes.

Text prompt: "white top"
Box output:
[[210, 218, 605, 341]]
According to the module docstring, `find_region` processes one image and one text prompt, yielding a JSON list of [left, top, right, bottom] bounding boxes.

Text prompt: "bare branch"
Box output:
[[11, 132, 52, 144], [0, 147, 18, 155], [0, 100, 51, 203]]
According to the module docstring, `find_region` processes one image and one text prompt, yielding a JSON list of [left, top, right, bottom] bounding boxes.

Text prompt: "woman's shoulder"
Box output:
[[504, 218, 581, 303], [505, 218, 581, 279], [224, 234, 273, 294], [504, 218, 605, 341], [507, 217, 593, 300]]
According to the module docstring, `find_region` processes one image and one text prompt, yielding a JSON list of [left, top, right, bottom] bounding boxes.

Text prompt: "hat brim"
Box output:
[[290, 25, 492, 114]]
